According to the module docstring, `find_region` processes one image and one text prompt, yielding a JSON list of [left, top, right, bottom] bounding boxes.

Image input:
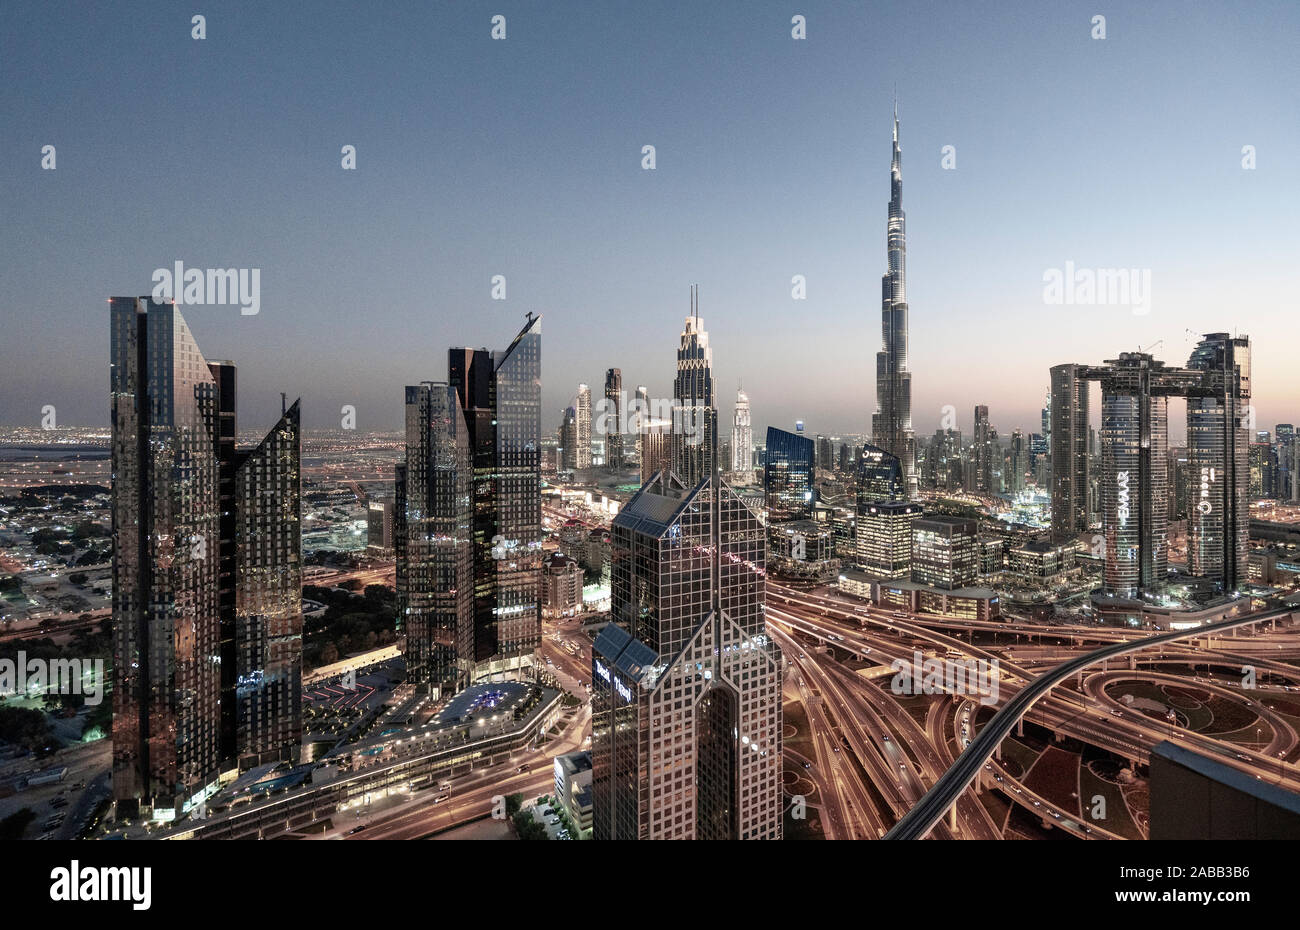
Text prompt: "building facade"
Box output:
[[111, 297, 302, 818], [399, 382, 473, 697], [730, 387, 753, 484], [764, 426, 816, 522], [604, 368, 624, 468], [671, 287, 717, 487], [911, 515, 979, 590], [592, 472, 783, 840]]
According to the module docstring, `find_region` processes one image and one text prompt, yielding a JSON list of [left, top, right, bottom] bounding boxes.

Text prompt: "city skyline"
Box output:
[[4, 2, 1299, 437], [5, 1, 1300, 866]]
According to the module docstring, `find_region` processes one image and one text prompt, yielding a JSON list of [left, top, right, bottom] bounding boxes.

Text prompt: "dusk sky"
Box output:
[[2, 0, 1297, 440]]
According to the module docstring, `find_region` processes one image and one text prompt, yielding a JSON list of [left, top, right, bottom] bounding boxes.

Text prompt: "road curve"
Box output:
[[885, 604, 1294, 840]]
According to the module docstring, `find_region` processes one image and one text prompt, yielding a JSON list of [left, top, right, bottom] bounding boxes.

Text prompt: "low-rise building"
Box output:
[[553, 750, 593, 837]]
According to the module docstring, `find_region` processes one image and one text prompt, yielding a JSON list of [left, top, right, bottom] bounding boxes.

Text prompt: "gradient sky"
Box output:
[[2, 1, 1298, 442]]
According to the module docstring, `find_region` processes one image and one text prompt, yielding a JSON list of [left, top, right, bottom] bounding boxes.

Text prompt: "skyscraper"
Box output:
[[559, 405, 578, 471], [671, 286, 716, 487], [1050, 363, 1090, 542], [444, 314, 543, 681], [233, 397, 303, 769], [633, 384, 650, 465], [1008, 429, 1027, 494], [111, 297, 302, 817], [764, 426, 816, 521], [857, 442, 904, 505], [872, 103, 918, 498], [592, 471, 783, 840], [1096, 353, 1171, 599], [1277, 424, 1297, 502], [603, 368, 623, 468], [399, 382, 473, 697], [575, 383, 592, 469], [1058, 339, 1253, 602], [972, 405, 993, 494], [730, 387, 753, 484], [111, 297, 222, 818], [639, 419, 672, 484], [1186, 334, 1251, 592]]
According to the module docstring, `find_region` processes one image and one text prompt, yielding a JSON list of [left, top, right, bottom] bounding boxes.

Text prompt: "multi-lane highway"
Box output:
[[884, 605, 1295, 840]]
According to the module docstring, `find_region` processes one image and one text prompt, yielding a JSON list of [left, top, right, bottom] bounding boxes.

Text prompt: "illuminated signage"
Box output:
[[1116, 470, 1130, 527], [1198, 466, 1216, 515], [595, 659, 632, 702]]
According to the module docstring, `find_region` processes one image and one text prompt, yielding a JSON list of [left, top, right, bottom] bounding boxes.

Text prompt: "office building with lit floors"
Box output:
[[399, 382, 474, 697], [764, 426, 816, 521], [1050, 363, 1090, 542], [447, 315, 544, 682], [111, 297, 223, 819], [111, 297, 304, 818], [855, 501, 922, 577], [233, 398, 304, 769], [1185, 333, 1252, 592], [591, 471, 783, 840]]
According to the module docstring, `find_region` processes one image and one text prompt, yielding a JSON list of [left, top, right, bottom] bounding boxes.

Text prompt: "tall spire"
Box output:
[[872, 100, 918, 498]]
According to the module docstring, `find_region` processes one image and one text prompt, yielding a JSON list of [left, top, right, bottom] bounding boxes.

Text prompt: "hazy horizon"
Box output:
[[3, 1, 1297, 441]]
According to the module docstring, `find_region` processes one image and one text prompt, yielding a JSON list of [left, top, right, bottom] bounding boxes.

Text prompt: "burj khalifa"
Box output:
[[872, 102, 918, 498]]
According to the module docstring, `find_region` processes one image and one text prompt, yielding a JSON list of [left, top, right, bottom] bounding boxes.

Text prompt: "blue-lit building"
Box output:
[[764, 426, 815, 521]]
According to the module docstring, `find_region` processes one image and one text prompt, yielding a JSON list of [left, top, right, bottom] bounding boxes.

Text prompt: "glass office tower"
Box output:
[[604, 368, 623, 468], [592, 472, 782, 840], [857, 442, 904, 506], [233, 399, 303, 767], [1186, 334, 1251, 592], [442, 314, 542, 681], [400, 382, 473, 696], [1094, 354, 1172, 599], [111, 298, 222, 818], [764, 426, 816, 521], [1050, 363, 1091, 542]]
